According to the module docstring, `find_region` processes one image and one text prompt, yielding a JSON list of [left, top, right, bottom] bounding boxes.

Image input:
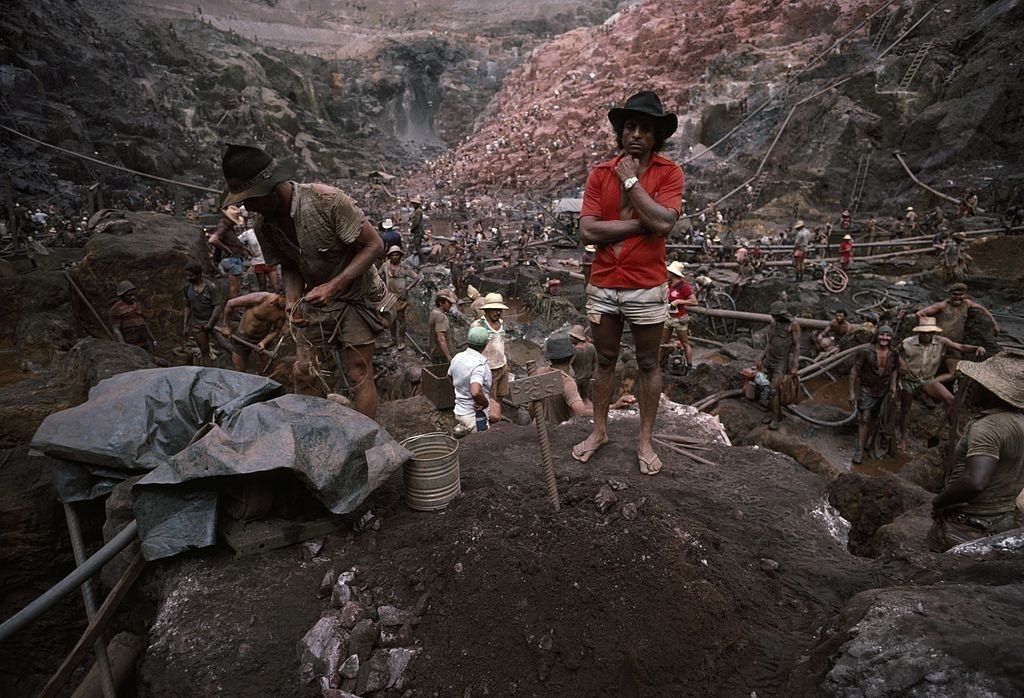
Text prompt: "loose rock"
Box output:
[[378, 605, 421, 627], [594, 484, 617, 514]]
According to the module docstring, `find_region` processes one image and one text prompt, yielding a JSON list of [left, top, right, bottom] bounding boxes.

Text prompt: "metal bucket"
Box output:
[[400, 432, 461, 511]]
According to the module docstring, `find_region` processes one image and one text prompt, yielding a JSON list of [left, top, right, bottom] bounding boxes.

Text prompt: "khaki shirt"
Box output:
[[949, 408, 1024, 517], [901, 335, 944, 381], [537, 366, 582, 425], [251, 182, 383, 312], [428, 308, 450, 358]]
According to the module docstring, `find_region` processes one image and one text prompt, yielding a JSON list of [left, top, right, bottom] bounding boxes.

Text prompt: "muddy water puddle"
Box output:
[[0, 349, 32, 388]]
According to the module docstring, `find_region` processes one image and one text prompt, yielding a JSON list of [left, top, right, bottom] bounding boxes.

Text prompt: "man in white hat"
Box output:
[[471, 293, 511, 422], [383, 245, 420, 350], [791, 220, 812, 281], [927, 348, 1024, 551], [905, 206, 917, 234], [838, 233, 854, 270], [428, 289, 457, 363], [662, 261, 696, 369], [379, 218, 402, 251], [897, 316, 986, 451]]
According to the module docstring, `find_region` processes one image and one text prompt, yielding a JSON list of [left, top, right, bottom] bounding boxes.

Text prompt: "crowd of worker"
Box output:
[[40, 89, 1022, 555]]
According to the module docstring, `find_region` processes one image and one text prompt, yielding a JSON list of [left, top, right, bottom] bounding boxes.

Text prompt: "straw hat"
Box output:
[[842, 234, 853, 240], [436, 289, 457, 304], [467, 284, 480, 300], [792, 220, 804, 229], [381, 218, 395, 230], [386, 245, 402, 256], [667, 260, 687, 278], [480, 292, 509, 310], [568, 324, 588, 342], [583, 245, 596, 253], [913, 316, 943, 333], [410, 195, 423, 205], [906, 206, 914, 211], [958, 348, 1024, 409]]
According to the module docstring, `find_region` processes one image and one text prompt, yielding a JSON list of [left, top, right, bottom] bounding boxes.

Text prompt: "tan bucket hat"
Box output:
[[667, 260, 687, 278], [386, 245, 402, 256], [913, 316, 943, 333], [436, 289, 457, 304], [467, 284, 480, 299], [958, 348, 1024, 409], [842, 234, 853, 240], [568, 324, 588, 342], [793, 220, 804, 229], [480, 293, 509, 310]]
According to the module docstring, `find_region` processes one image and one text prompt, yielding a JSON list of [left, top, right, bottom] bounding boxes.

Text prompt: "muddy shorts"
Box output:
[[586, 283, 668, 326], [665, 315, 690, 334], [299, 304, 377, 351], [857, 387, 884, 413], [232, 330, 262, 357], [220, 255, 244, 276], [899, 375, 926, 394], [764, 355, 791, 380]]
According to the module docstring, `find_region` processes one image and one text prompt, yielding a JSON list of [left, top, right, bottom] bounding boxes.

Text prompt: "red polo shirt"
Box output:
[[581, 153, 684, 289]]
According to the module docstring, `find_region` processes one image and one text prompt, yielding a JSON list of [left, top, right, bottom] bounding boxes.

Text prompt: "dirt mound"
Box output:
[[967, 235, 1024, 282], [139, 409, 879, 697]]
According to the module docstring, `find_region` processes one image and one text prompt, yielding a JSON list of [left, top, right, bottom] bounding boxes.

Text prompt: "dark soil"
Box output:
[[136, 410, 890, 697]]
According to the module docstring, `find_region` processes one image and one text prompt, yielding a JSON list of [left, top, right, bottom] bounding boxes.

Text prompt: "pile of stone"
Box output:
[[298, 568, 428, 697]]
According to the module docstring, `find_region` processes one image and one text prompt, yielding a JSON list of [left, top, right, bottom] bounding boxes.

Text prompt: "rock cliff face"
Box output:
[[0, 0, 623, 207], [417, 0, 1024, 218]]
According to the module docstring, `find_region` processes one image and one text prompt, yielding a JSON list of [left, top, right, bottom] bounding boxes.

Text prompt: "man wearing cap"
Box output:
[[379, 218, 402, 251], [208, 205, 249, 304], [849, 326, 898, 464], [569, 325, 596, 403], [448, 326, 492, 433], [898, 316, 986, 451], [383, 245, 420, 350], [221, 144, 389, 418], [838, 234, 854, 270], [759, 301, 801, 431], [573, 90, 684, 475], [182, 261, 222, 366], [429, 289, 456, 364], [409, 196, 425, 254], [109, 280, 156, 354], [218, 291, 286, 373], [662, 261, 696, 370], [537, 334, 594, 425], [791, 220, 812, 281], [927, 348, 1024, 551], [916, 283, 999, 377], [471, 293, 511, 422]]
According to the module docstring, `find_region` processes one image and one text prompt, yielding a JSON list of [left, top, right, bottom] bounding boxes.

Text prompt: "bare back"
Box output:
[[236, 292, 286, 337]]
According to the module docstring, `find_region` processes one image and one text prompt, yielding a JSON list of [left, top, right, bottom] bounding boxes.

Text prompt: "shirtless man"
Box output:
[[218, 291, 286, 372], [916, 283, 999, 376]]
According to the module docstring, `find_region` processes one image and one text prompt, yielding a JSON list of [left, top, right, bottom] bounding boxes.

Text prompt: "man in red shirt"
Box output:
[[571, 91, 684, 476], [663, 260, 697, 368], [839, 233, 854, 269]]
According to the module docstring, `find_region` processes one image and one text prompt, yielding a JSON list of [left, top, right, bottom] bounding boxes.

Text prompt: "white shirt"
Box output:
[[448, 348, 492, 417], [238, 229, 264, 265]]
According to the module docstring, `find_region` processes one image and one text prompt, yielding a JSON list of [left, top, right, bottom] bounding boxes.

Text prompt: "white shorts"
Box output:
[[586, 283, 668, 325]]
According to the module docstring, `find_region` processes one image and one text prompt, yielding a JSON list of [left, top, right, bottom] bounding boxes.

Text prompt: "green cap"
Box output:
[[467, 326, 490, 348]]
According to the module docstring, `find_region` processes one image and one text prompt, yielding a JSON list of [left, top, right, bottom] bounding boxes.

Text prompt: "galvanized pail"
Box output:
[[400, 432, 461, 511]]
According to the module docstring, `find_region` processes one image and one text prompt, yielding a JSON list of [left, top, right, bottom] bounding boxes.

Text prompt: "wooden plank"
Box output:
[[507, 371, 564, 406], [38, 553, 146, 698]]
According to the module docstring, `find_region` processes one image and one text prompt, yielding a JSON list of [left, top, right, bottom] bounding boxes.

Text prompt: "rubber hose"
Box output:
[[785, 405, 859, 427]]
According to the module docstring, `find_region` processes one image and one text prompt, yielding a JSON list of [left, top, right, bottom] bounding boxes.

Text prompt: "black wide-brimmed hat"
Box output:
[[221, 144, 296, 206], [608, 91, 678, 139]]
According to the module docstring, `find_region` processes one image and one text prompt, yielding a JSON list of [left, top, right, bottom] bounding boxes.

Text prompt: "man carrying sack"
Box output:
[[221, 144, 393, 418]]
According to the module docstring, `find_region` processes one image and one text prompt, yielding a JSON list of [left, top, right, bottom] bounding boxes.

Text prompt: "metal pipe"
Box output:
[[0, 520, 138, 643], [63, 503, 117, 698], [892, 151, 984, 211], [688, 306, 831, 330]]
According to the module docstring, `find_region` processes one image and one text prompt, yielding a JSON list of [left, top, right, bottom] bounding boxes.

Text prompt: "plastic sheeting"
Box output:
[[31, 367, 411, 560]]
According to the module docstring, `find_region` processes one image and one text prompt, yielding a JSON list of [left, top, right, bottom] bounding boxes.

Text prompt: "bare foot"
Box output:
[[571, 433, 609, 463]]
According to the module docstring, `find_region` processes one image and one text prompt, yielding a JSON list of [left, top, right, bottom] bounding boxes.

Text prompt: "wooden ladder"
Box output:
[[848, 152, 871, 213], [899, 39, 935, 90], [872, 11, 897, 52], [748, 170, 769, 202]]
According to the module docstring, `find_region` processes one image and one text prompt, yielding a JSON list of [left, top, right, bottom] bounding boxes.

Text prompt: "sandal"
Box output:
[[571, 438, 608, 463], [638, 452, 663, 476]]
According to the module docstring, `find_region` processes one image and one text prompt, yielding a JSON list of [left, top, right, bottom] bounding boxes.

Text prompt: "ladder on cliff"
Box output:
[[748, 169, 769, 203], [872, 11, 897, 52], [899, 40, 935, 90], [848, 152, 871, 213]]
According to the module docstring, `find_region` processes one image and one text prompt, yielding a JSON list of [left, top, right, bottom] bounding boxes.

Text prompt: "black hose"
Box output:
[[785, 404, 859, 427]]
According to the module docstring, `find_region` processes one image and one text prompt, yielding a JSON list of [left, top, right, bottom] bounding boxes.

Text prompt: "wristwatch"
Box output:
[[623, 176, 639, 190]]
